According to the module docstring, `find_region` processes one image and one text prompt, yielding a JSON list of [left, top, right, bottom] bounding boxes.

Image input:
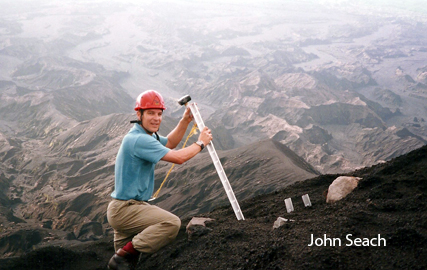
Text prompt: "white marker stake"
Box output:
[[188, 103, 245, 221], [284, 198, 294, 213], [302, 194, 312, 207]]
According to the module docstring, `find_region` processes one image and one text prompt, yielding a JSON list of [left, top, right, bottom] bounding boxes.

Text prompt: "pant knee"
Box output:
[[168, 215, 181, 236]]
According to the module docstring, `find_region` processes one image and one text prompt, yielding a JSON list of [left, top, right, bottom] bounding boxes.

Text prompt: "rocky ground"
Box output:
[[1, 144, 426, 270]]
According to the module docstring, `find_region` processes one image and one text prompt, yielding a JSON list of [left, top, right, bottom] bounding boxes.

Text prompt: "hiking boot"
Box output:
[[108, 248, 138, 270]]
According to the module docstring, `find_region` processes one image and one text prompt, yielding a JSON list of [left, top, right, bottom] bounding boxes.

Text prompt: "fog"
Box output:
[[1, 0, 426, 108]]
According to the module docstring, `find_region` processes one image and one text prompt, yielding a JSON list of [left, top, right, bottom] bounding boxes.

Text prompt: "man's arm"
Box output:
[[162, 126, 212, 164], [165, 107, 192, 149]]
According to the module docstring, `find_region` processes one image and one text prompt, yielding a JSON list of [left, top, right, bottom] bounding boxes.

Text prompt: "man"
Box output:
[[107, 90, 212, 270]]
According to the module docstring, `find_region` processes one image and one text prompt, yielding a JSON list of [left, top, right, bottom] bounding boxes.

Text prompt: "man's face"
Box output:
[[139, 109, 163, 134]]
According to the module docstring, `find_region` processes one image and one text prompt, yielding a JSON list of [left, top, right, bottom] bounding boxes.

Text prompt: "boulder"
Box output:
[[326, 176, 361, 203], [186, 217, 214, 241], [273, 217, 294, 229]]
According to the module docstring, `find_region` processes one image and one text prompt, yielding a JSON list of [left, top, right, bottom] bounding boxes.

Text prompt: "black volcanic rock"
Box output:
[[120, 143, 427, 269], [0, 246, 93, 270], [0, 229, 45, 257], [1, 144, 426, 270]]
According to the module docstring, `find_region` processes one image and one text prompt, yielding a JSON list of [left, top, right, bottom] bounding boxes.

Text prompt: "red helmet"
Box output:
[[134, 90, 166, 111]]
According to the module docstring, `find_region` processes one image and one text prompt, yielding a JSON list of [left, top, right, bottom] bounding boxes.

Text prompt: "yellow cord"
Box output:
[[151, 124, 198, 199]]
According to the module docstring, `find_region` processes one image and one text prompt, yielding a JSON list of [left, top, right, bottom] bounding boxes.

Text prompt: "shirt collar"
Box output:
[[133, 123, 156, 137]]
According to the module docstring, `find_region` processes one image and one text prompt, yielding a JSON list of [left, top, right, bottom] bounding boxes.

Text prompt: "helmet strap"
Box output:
[[139, 109, 144, 124]]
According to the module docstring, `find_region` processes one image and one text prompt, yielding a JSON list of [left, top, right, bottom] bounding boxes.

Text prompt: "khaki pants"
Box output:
[[107, 199, 181, 253]]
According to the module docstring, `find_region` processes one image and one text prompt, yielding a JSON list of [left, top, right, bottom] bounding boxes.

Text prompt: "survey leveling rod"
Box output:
[[178, 95, 245, 221]]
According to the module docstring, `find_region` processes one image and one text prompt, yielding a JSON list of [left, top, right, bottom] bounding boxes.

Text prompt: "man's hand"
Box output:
[[199, 126, 213, 146], [182, 107, 193, 124]]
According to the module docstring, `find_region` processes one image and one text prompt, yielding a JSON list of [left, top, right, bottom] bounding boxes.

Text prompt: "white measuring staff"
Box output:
[[188, 103, 245, 221]]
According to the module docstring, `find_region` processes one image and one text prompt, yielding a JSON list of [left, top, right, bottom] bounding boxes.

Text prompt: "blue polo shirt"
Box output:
[[111, 124, 170, 201]]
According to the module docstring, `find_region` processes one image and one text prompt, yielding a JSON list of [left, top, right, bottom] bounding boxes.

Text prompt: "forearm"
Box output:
[[162, 126, 212, 164], [166, 118, 191, 149], [161, 143, 202, 164]]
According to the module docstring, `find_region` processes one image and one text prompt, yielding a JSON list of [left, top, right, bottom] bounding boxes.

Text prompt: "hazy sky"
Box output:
[[0, 0, 426, 19]]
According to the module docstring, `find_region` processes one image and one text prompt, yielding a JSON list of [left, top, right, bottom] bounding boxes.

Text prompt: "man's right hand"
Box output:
[[199, 126, 213, 146], [162, 126, 213, 164]]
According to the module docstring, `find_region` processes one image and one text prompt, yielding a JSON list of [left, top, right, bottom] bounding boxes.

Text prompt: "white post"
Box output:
[[302, 194, 312, 207], [188, 103, 245, 220], [284, 198, 294, 213]]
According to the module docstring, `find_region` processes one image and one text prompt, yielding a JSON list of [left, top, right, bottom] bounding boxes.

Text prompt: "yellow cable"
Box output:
[[151, 124, 198, 199]]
